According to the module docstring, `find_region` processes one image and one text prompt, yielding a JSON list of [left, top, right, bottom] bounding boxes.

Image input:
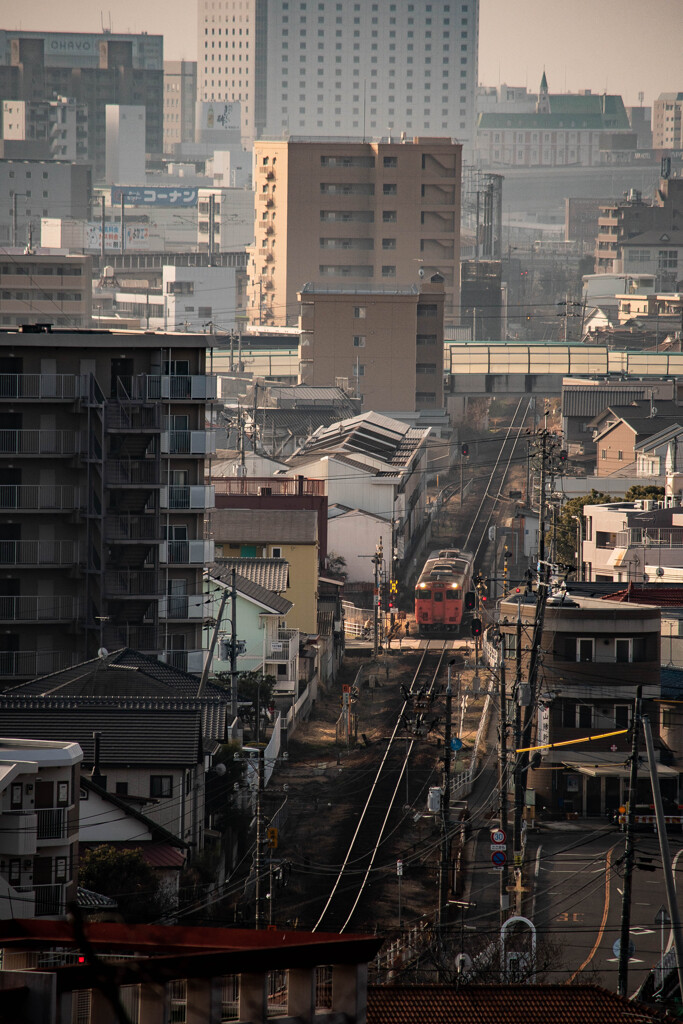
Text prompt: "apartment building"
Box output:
[[594, 177, 683, 278], [0, 158, 91, 248], [247, 137, 461, 326], [0, 326, 216, 683], [298, 276, 445, 412], [0, 254, 92, 329], [1, 97, 89, 162], [0, 738, 82, 920], [581, 500, 683, 584], [652, 92, 683, 150], [0, 31, 163, 177], [163, 60, 197, 154], [197, 0, 479, 157]]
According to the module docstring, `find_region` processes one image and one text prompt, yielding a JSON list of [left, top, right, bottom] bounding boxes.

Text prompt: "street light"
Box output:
[[571, 514, 583, 582]]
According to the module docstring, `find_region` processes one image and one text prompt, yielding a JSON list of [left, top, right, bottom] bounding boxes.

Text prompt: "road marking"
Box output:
[[568, 842, 617, 983]]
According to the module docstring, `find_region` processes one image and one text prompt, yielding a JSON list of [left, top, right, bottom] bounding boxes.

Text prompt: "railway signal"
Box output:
[[470, 618, 482, 638]]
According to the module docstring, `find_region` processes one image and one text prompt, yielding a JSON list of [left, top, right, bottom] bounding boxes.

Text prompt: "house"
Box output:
[[0, 648, 234, 852], [561, 377, 677, 456], [589, 400, 681, 476], [499, 593, 664, 817], [581, 500, 683, 583], [0, 738, 82, 920], [286, 411, 430, 567], [206, 567, 298, 706], [635, 423, 683, 479], [0, 918, 381, 1024], [211, 509, 319, 635]]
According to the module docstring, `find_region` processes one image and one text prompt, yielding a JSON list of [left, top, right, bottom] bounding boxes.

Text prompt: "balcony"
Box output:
[[265, 628, 299, 665], [158, 594, 206, 620], [0, 811, 37, 855], [37, 808, 68, 842], [160, 484, 215, 510], [0, 596, 81, 622], [144, 375, 217, 401], [0, 374, 84, 401], [0, 540, 81, 567], [105, 516, 160, 543], [615, 527, 683, 548], [160, 539, 214, 565], [160, 430, 217, 456], [212, 476, 325, 497], [0, 485, 82, 512], [0, 650, 79, 678], [34, 884, 64, 917], [106, 460, 161, 486], [162, 649, 208, 674], [0, 430, 79, 457], [104, 570, 162, 597]]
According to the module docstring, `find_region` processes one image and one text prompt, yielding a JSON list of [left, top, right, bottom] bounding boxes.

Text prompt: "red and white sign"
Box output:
[[491, 828, 506, 845]]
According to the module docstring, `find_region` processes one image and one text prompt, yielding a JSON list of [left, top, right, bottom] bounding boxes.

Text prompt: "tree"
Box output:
[[624, 485, 665, 502], [325, 552, 348, 581], [215, 670, 276, 739], [79, 845, 166, 923], [554, 490, 613, 565]]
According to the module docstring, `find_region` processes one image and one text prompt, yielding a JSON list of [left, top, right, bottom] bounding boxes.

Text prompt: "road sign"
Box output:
[[396, 859, 403, 877], [490, 844, 507, 852], [451, 737, 463, 751], [614, 937, 634, 958], [491, 850, 507, 867], [267, 827, 278, 849], [491, 828, 506, 845]]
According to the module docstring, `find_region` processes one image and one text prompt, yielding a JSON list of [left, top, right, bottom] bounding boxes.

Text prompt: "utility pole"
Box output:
[[642, 715, 683, 997], [373, 538, 383, 658], [197, 587, 228, 698], [617, 685, 641, 997], [513, 600, 523, 863], [439, 660, 455, 929], [208, 193, 215, 266], [120, 193, 125, 254], [499, 647, 510, 922], [100, 195, 106, 261], [230, 568, 238, 719], [12, 192, 18, 248], [255, 746, 265, 928]]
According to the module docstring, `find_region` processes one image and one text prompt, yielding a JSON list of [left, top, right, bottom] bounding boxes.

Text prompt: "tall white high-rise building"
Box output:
[[197, 0, 478, 158]]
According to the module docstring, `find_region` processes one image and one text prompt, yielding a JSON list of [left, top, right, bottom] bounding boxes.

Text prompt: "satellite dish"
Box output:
[[97, 647, 109, 659], [214, 762, 227, 776], [656, 566, 665, 577]]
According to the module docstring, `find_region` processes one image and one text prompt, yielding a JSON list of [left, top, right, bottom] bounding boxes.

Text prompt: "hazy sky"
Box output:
[[9, 0, 682, 107]]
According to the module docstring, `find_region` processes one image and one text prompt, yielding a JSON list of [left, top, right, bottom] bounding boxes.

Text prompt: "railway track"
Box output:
[[312, 642, 448, 933]]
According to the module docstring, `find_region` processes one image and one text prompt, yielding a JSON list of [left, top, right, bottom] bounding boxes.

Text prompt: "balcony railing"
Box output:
[[0, 540, 80, 567], [158, 594, 206, 620], [105, 516, 160, 542], [106, 460, 161, 486], [0, 430, 79, 456], [265, 629, 300, 664], [212, 476, 325, 497], [37, 808, 68, 841], [0, 374, 83, 400], [0, 811, 37, 855], [0, 596, 80, 622], [0, 650, 79, 677], [162, 649, 208, 674], [121, 375, 217, 401], [34, 884, 64, 917], [106, 404, 162, 431], [0, 485, 82, 512], [160, 484, 215, 510], [160, 539, 214, 565], [161, 430, 217, 455], [615, 527, 683, 549]]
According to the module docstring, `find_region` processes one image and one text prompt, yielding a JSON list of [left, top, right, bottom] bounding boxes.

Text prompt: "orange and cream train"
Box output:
[[414, 548, 474, 636]]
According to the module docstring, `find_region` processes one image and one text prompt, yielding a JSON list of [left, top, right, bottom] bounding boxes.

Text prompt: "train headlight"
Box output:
[[419, 583, 426, 589], [451, 583, 458, 589]]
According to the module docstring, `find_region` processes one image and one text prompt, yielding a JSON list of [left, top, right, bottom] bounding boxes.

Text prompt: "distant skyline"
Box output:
[[7, 0, 682, 108]]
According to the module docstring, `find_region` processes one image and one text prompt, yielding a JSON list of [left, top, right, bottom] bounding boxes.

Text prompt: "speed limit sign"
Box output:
[[491, 828, 506, 845]]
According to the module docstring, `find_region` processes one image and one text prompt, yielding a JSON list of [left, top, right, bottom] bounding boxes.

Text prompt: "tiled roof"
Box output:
[[287, 411, 429, 472], [366, 985, 676, 1024], [211, 507, 318, 544], [76, 887, 118, 909], [208, 567, 292, 615], [0, 702, 204, 766], [80, 841, 186, 870], [601, 584, 683, 607], [562, 387, 648, 418], [214, 557, 289, 592]]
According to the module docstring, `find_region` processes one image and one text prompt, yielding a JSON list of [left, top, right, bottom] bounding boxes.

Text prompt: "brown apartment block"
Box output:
[[247, 137, 461, 327], [298, 276, 445, 413]]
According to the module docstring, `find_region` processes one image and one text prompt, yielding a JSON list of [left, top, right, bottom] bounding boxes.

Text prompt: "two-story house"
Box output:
[[589, 400, 681, 477], [582, 500, 683, 583], [0, 738, 82, 919]]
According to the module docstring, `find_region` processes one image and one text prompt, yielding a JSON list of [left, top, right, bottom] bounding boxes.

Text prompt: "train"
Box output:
[[414, 548, 474, 636]]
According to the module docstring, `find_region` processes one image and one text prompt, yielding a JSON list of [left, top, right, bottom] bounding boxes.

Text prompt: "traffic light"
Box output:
[[461, 443, 469, 457], [559, 449, 568, 463], [470, 618, 482, 638], [464, 591, 476, 611]]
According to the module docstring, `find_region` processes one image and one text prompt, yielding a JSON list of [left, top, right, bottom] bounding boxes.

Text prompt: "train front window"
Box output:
[[433, 592, 444, 602], [417, 589, 431, 599], [446, 591, 458, 600]]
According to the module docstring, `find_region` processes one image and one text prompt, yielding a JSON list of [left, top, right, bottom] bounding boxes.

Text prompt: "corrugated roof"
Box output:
[[287, 411, 429, 472], [214, 557, 289, 592], [0, 702, 203, 766], [208, 566, 292, 614], [211, 508, 318, 544], [562, 387, 648, 418], [367, 985, 675, 1024]]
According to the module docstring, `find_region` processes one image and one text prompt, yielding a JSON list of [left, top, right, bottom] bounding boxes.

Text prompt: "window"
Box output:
[[150, 775, 173, 798], [353, 335, 366, 347], [382, 238, 396, 249], [417, 303, 438, 317], [617, 450, 623, 461], [578, 704, 592, 728], [416, 363, 437, 373], [417, 334, 437, 345], [576, 638, 594, 662], [562, 701, 576, 728], [601, 449, 607, 460], [381, 265, 396, 277], [9, 859, 20, 884], [615, 705, 630, 729], [353, 306, 366, 319], [434, 591, 443, 602], [116, 781, 129, 796], [272, 547, 282, 558], [383, 155, 397, 167], [383, 183, 397, 195]]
